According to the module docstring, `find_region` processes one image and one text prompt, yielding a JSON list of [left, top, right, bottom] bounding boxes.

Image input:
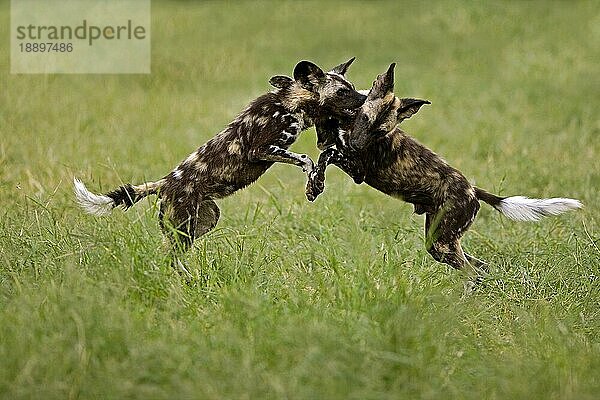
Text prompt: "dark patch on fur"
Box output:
[[473, 187, 504, 208], [106, 184, 138, 210]]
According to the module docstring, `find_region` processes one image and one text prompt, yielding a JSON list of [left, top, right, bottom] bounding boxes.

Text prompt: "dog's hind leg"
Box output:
[[193, 199, 221, 238], [426, 234, 483, 293], [159, 201, 195, 278], [159, 199, 220, 279], [425, 235, 469, 272], [424, 198, 484, 284]]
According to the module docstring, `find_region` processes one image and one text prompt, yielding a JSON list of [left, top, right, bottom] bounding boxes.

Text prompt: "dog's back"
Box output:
[[161, 91, 310, 202], [358, 127, 473, 212]]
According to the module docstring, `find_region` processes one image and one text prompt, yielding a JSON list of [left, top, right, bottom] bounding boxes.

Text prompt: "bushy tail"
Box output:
[[73, 178, 164, 216], [474, 187, 583, 222]]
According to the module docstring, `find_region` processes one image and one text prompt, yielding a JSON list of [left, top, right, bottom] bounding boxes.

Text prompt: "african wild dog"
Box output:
[[306, 63, 582, 282], [74, 59, 366, 275]]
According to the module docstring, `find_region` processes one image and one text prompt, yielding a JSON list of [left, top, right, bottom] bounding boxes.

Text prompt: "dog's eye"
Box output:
[[337, 88, 349, 95]]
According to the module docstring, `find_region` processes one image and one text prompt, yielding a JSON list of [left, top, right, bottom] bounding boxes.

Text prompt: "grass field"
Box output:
[[1, 1, 599, 398]]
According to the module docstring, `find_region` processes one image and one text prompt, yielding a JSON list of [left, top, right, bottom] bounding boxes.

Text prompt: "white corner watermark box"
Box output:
[[11, 0, 150, 74]]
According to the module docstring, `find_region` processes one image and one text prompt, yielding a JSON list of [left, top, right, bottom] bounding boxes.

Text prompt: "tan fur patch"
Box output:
[[291, 111, 311, 131], [383, 92, 395, 104], [242, 114, 255, 125], [133, 179, 165, 195], [256, 116, 270, 127], [196, 162, 208, 173], [227, 139, 241, 155], [283, 84, 317, 111], [394, 155, 415, 171]]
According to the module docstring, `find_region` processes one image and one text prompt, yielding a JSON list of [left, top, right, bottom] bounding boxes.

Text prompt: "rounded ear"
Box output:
[[397, 98, 431, 122], [368, 63, 395, 100], [293, 60, 326, 90], [269, 75, 294, 89], [329, 57, 356, 76]]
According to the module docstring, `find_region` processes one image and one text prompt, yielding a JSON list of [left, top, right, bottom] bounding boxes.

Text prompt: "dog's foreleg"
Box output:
[[331, 151, 364, 184], [249, 145, 314, 174], [306, 147, 364, 201], [306, 147, 340, 201]]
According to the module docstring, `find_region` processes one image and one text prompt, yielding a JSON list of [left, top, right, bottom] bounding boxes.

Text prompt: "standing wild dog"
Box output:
[[75, 59, 366, 275], [306, 63, 582, 281]]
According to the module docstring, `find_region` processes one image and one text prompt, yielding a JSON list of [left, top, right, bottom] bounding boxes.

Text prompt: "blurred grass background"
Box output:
[[0, 1, 599, 399]]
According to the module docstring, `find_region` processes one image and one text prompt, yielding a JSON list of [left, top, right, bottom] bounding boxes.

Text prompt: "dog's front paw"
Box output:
[[305, 173, 325, 202], [305, 183, 322, 202]]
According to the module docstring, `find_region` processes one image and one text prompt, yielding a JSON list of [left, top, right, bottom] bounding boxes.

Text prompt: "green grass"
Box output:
[[1, 1, 599, 398]]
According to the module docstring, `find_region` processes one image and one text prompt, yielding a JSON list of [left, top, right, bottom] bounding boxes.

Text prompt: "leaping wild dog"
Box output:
[[306, 63, 582, 284], [75, 59, 366, 276]]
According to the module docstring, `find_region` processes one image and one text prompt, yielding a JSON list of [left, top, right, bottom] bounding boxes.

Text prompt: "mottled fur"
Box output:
[[75, 59, 366, 274], [307, 63, 582, 280]]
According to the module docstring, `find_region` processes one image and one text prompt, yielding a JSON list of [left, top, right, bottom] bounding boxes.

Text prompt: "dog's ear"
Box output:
[[397, 98, 431, 122], [329, 57, 356, 76], [368, 63, 395, 100], [293, 60, 326, 91], [269, 75, 294, 89]]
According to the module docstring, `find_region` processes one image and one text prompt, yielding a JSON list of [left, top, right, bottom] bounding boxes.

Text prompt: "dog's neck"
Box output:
[[279, 84, 321, 123]]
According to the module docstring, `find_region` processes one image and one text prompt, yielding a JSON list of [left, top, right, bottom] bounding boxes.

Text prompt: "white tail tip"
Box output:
[[73, 177, 115, 216], [497, 196, 583, 221]]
